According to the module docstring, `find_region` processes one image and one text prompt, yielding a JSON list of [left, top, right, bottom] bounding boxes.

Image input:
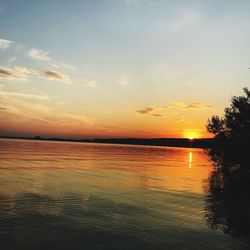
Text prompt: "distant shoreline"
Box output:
[[0, 136, 214, 149]]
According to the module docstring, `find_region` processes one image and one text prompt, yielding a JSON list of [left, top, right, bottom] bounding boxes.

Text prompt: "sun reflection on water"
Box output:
[[189, 151, 193, 169]]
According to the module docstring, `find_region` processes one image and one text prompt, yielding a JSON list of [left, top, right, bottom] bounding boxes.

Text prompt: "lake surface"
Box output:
[[0, 139, 249, 249]]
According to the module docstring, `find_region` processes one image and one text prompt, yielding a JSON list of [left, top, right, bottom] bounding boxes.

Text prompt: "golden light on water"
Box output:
[[189, 151, 193, 168]]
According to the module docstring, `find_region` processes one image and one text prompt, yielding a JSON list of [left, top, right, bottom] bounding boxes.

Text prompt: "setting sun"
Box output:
[[183, 130, 201, 140], [0, 1, 249, 249]]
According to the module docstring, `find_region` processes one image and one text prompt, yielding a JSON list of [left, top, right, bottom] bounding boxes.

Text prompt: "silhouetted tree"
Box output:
[[204, 88, 250, 244], [204, 148, 250, 240], [207, 88, 250, 141]]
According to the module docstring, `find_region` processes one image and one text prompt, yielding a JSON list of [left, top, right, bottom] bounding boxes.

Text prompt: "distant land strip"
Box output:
[[0, 136, 214, 149]]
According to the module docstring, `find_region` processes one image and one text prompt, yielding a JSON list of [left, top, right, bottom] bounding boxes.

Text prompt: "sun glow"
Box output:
[[183, 130, 201, 139]]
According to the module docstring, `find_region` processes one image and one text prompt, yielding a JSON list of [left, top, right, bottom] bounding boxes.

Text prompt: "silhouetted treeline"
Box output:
[[0, 136, 214, 149], [85, 138, 214, 148]]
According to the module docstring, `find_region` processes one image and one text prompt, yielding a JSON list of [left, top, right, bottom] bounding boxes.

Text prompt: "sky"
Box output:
[[0, 0, 249, 139]]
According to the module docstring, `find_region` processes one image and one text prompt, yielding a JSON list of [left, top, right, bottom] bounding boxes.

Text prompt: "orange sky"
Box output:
[[1, 1, 249, 139]]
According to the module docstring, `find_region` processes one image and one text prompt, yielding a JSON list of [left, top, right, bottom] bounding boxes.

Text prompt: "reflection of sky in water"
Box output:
[[0, 139, 248, 250]]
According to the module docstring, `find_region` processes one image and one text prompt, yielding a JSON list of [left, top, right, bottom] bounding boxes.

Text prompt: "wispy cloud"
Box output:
[[0, 38, 13, 50], [28, 48, 51, 61], [81, 79, 97, 88], [0, 96, 94, 128], [167, 102, 212, 110], [60, 63, 76, 70], [62, 113, 93, 125], [0, 66, 34, 81], [42, 70, 71, 84], [28, 48, 77, 72], [174, 118, 185, 122], [1, 40, 77, 87], [136, 101, 212, 117], [51, 62, 76, 71], [151, 113, 162, 117], [0, 91, 50, 101], [136, 107, 154, 114]]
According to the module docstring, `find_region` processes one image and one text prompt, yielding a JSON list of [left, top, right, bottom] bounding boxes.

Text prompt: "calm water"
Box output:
[[0, 139, 249, 250]]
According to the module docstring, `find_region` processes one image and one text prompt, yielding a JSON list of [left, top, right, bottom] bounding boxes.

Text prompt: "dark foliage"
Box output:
[[207, 87, 250, 142], [204, 147, 250, 240]]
